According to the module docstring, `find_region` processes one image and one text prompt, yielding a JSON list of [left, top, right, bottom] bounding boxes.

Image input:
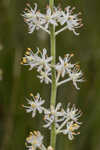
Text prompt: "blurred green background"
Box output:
[[0, 0, 100, 150]]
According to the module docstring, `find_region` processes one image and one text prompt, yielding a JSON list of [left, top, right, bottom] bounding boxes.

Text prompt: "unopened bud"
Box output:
[[47, 146, 53, 150]]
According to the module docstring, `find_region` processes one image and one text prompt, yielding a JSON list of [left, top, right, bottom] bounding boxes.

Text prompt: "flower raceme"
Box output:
[[21, 1, 85, 149], [22, 3, 83, 35]]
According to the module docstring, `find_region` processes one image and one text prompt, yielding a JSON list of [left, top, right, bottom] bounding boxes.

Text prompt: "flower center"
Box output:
[[32, 103, 36, 108], [46, 15, 51, 21], [69, 123, 79, 131]]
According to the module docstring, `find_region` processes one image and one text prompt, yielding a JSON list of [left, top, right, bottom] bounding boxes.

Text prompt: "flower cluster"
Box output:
[[43, 103, 64, 129], [21, 49, 84, 89], [62, 121, 80, 140], [63, 103, 82, 124], [21, 48, 52, 84], [23, 92, 82, 140], [55, 53, 84, 90], [43, 103, 82, 140], [56, 103, 82, 140], [22, 3, 83, 35], [58, 6, 83, 35]]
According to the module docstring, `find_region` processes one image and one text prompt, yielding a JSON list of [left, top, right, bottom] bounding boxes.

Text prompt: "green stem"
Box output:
[[50, 26, 56, 107], [50, 25, 57, 149], [49, 0, 57, 149], [49, 0, 54, 11]]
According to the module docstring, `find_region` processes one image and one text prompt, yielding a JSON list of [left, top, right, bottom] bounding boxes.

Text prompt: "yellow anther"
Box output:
[[69, 126, 73, 131], [27, 48, 31, 51], [20, 61, 23, 65], [23, 57, 27, 63], [34, 131, 38, 136], [64, 62, 68, 67], [26, 51, 30, 55], [73, 123, 78, 127], [30, 132, 33, 135], [35, 96, 38, 99], [70, 53, 74, 57], [30, 93, 34, 97], [69, 123, 79, 131], [26, 136, 32, 141]]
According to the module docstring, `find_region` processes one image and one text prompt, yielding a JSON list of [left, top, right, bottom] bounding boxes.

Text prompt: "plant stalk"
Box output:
[[49, 0, 57, 149]]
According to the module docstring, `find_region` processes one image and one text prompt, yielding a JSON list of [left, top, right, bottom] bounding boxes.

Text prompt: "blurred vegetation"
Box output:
[[0, 0, 100, 150]]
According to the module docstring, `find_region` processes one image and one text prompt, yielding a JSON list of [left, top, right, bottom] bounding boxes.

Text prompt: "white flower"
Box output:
[[56, 103, 82, 135], [56, 55, 84, 88], [43, 103, 64, 129], [37, 70, 52, 84], [68, 65, 84, 90], [22, 48, 52, 72], [26, 131, 43, 150], [62, 121, 80, 140], [58, 6, 83, 35], [21, 48, 39, 70], [55, 54, 74, 78], [40, 6, 58, 29], [36, 48, 52, 72], [56, 56, 66, 78], [23, 93, 45, 118], [63, 103, 82, 124], [22, 3, 43, 33], [53, 6, 64, 22]]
